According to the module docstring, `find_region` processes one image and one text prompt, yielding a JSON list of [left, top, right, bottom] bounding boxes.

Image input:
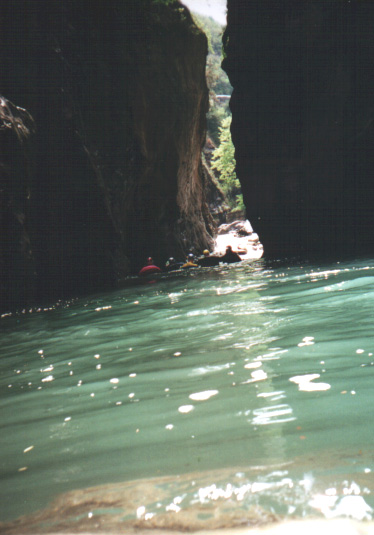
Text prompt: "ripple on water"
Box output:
[[1, 259, 374, 527]]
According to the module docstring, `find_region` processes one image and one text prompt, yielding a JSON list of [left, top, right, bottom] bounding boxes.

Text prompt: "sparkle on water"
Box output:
[[1, 258, 374, 532]]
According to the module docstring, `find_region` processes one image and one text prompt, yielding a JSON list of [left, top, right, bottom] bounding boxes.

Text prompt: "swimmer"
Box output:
[[165, 257, 183, 271], [197, 249, 221, 267], [182, 253, 198, 269], [139, 257, 161, 276], [220, 245, 241, 264]]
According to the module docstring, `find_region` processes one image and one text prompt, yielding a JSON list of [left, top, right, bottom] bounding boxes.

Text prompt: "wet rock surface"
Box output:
[[214, 220, 263, 259]]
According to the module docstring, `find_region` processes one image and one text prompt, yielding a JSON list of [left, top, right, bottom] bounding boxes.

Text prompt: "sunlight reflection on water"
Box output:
[[1, 259, 374, 531]]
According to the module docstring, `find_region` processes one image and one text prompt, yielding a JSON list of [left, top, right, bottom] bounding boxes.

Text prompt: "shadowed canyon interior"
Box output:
[[2, 0, 374, 311]]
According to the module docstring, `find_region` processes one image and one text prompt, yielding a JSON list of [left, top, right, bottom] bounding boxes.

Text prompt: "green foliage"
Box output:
[[206, 104, 226, 146], [190, 12, 232, 143], [212, 116, 235, 178], [191, 13, 223, 55], [190, 11, 244, 213], [191, 13, 231, 90], [206, 55, 232, 96], [211, 116, 244, 211]]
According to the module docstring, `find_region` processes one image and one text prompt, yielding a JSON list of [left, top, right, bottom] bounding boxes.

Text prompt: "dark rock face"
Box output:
[[1, 0, 213, 311], [224, 0, 374, 259]]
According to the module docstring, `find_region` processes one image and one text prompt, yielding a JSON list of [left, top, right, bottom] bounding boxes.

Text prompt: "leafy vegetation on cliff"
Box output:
[[211, 116, 244, 211], [191, 12, 244, 214], [191, 13, 231, 144]]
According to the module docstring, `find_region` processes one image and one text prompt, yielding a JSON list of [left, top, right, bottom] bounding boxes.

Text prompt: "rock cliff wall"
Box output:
[[5, 0, 373, 311], [224, 0, 374, 259], [1, 0, 214, 311]]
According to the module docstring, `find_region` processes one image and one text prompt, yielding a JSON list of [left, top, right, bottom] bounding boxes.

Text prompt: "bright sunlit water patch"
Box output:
[[1, 259, 374, 532]]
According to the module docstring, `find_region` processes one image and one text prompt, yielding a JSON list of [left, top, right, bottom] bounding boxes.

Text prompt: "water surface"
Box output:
[[1, 259, 373, 531]]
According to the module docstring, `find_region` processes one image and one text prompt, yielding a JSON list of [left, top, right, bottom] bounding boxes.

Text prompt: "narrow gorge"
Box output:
[[2, 0, 374, 312]]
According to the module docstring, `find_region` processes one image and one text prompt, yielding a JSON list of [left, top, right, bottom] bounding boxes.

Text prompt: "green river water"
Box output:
[[1, 259, 373, 532]]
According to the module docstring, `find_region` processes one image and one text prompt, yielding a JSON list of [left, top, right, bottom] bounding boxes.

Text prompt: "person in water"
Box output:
[[182, 253, 198, 269], [165, 257, 184, 271], [220, 245, 242, 264], [139, 257, 161, 276], [197, 249, 221, 267]]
